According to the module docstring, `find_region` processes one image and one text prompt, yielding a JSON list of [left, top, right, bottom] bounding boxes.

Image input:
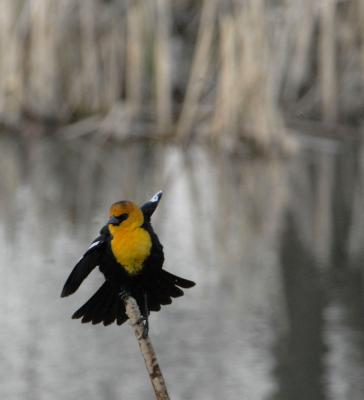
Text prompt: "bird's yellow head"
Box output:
[[107, 201, 144, 232]]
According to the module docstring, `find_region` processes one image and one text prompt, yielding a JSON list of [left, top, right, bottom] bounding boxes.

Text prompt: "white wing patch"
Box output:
[[87, 241, 101, 251], [150, 190, 163, 203]]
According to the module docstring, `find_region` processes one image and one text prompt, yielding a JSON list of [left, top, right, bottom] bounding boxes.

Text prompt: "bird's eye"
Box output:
[[117, 213, 128, 223]]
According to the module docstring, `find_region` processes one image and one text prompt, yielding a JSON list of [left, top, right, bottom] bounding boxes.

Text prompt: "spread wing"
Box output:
[[60, 225, 109, 297], [141, 191, 163, 222]]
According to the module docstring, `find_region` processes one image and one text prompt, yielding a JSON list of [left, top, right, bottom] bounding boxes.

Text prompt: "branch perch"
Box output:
[[123, 296, 170, 400]]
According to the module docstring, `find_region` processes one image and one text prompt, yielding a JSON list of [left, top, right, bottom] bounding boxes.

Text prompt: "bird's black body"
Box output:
[[61, 192, 195, 326]]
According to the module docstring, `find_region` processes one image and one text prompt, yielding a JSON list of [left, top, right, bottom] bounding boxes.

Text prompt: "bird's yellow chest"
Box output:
[[110, 227, 152, 275]]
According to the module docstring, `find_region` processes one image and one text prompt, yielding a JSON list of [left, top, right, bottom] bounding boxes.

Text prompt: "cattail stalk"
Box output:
[[123, 296, 170, 400]]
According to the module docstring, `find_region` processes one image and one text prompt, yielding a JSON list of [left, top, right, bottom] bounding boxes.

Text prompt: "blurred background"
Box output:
[[1, 1, 364, 399]]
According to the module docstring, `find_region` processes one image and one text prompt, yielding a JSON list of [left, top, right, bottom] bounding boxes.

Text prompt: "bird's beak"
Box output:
[[141, 190, 163, 219], [108, 216, 120, 226]]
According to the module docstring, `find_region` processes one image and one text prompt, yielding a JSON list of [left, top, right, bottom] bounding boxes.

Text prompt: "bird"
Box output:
[[61, 191, 195, 334]]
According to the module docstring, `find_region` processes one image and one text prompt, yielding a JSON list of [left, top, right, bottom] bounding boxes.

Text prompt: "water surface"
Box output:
[[1, 134, 364, 400]]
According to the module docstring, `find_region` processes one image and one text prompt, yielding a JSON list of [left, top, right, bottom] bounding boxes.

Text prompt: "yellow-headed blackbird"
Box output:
[[61, 191, 195, 331]]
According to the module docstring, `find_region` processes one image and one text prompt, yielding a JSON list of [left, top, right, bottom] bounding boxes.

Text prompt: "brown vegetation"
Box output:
[[1, 0, 364, 150]]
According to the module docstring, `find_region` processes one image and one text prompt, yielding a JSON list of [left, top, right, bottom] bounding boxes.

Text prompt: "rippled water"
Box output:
[[1, 133, 364, 400]]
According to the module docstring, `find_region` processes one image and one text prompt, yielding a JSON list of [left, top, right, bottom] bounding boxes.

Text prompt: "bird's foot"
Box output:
[[118, 287, 130, 300], [135, 316, 149, 339]]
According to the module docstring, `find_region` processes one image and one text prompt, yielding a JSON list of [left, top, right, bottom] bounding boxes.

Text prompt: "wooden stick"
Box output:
[[123, 296, 170, 400]]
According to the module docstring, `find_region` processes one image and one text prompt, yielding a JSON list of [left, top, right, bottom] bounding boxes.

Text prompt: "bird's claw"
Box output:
[[136, 316, 149, 339], [118, 288, 130, 300], [119, 289, 149, 338]]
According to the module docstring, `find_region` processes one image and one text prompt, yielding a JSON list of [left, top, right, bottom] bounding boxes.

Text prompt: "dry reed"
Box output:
[[0, 0, 363, 150]]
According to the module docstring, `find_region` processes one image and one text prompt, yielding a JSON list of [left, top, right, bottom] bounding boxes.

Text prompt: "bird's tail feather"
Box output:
[[160, 270, 195, 289], [146, 270, 195, 311], [72, 281, 127, 326], [72, 270, 195, 324]]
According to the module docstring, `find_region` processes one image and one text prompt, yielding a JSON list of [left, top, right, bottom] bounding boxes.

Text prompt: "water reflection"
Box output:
[[274, 213, 326, 400], [0, 133, 364, 400]]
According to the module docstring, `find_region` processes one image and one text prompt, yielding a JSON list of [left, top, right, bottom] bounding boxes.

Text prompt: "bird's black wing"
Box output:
[[60, 225, 110, 297], [141, 191, 163, 222]]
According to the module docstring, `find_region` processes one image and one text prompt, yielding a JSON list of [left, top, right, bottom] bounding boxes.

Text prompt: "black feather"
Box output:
[[161, 270, 195, 288], [61, 236, 106, 297], [72, 281, 127, 326], [141, 191, 163, 222]]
